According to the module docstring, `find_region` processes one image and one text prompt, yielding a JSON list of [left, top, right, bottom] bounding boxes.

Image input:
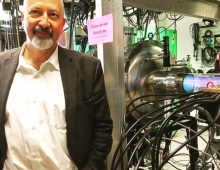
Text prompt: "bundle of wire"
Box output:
[[68, 0, 95, 49], [1, 0, 22, 50], [111, 91, 220, 170]]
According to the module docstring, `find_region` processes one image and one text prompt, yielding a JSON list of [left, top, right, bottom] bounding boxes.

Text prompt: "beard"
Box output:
[[32, 36, 53, 50], [32, 25, 54, 50]]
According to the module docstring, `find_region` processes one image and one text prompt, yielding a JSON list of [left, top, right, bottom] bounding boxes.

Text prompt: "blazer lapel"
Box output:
[[0, 48, 20, 153], [58, 46, 77, 133]]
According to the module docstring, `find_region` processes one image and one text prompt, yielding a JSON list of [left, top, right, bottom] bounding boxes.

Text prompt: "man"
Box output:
[[0, 0, 113, 169]]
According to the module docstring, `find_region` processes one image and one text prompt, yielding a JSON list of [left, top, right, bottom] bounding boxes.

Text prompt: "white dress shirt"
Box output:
[[4, 44, 77, 170]]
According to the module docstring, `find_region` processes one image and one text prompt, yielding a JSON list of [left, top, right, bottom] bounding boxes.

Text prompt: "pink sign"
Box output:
[[87, 13, 113, 45]]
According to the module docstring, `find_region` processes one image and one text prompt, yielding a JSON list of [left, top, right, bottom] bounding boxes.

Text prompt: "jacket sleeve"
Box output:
[[82, 60, 113, 170]]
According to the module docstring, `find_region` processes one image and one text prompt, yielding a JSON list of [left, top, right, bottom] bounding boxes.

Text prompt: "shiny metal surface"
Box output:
[[123, 0, 220, 20], [125, 40, 165, 120], [153, 67, 195, 94]]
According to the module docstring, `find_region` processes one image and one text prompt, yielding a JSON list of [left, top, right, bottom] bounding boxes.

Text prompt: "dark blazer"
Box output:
[[0, 46, 113, 170]]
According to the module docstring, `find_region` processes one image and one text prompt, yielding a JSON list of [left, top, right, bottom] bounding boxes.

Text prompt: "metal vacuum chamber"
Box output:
[[124, 39, 196, 121], [124, 40, 165, 121]]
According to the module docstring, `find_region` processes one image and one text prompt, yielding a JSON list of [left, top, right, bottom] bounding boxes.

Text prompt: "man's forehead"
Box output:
[[23, 0, 64, 8], [22, 0, 64, 13]]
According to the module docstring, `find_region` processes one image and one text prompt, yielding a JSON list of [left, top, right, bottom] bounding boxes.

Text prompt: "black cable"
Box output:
[[14, 0, 21, 47], [123, 7, 139, 29], [201, 46, 216, 66], [200, 161, 214, 169], [152, 103, 203, 169], [68, 0, 76, 49], [134, 103, 200, 170], [208, 140, 220, 170], [200, 104, 216, 162], [125, 120, 163, 170], [126, 92, 198, 111], [125, 92, 201, 122], [118, 94, 206, 170], [10, 0, 18, 48], [143, 13, 149, 39], [157, 94, 220, 170], [203, 30, 212, 46], [111, 92, 208, 170], [154, 20, 177, 37], [112, 99, 174, 170], [189, 23, 200, 58], [152, 93, 219, 167], [112, 93, 193, 170], [68, 0, 92, 49], [158, 13, 167, 21], [167, 162, 182, 170], [153, 93, 219, 169], [122, 93, 198, 148], [166, 13, 184, 21]]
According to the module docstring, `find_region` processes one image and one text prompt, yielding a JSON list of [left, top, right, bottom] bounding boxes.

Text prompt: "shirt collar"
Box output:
[[17, 42, 60, 71]]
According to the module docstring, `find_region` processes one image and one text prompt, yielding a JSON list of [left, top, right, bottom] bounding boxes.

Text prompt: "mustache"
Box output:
[[33, 25, 53, 36]]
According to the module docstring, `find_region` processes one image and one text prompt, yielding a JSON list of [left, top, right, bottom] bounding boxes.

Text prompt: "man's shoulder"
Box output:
[[0, 48, 21, 58], [58, 46, 99, 63]]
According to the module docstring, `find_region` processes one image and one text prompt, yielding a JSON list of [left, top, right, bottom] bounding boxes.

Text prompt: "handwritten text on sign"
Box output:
[[87, 13, 113, 45]]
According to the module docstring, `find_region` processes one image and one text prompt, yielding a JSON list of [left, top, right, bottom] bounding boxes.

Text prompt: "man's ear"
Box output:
[[21, 12, 24, 28], [62, 18, 66, 28]]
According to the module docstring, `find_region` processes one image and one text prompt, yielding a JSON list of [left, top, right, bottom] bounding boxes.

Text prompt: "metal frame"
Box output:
[[95, 0, 125, 169]]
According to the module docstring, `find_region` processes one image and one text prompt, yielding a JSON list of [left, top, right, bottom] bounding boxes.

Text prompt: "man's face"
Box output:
[[21, 0, 66, 50]]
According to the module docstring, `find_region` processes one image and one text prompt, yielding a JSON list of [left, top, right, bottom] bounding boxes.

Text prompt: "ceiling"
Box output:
[[123, 0, 220, 20], [203, 0, 220, 5]]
